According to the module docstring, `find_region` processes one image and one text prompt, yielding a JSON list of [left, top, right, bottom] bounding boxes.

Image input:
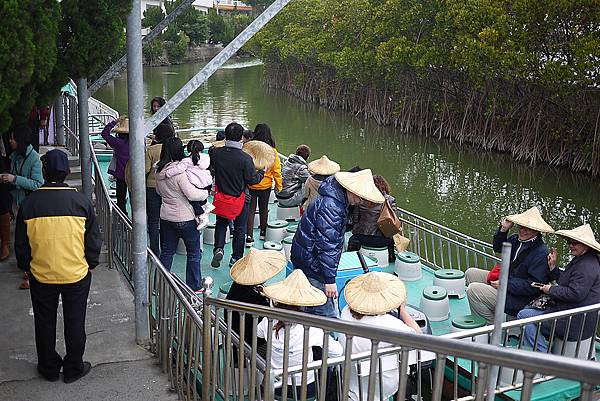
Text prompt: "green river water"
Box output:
[[94, 61, 599, 257]]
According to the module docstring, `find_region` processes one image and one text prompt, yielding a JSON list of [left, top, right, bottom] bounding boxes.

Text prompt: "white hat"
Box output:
[[308, 155, 340, 175], [555, 224, 600, 253], [263, 269, 327, 307], [506, 207, 554, 233], [230, 248, 286, 286], [334, 169, 385, 204], [243, 140, 276, 170], [344, 272, 406, 315]]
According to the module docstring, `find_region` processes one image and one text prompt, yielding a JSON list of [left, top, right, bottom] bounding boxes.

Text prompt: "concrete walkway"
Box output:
[[0, 248, 178, 400]]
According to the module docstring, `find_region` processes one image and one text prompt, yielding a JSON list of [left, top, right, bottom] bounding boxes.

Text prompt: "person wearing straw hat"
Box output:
[[301, 155, 340, 210], [517, 224, 600, 352], [258, 270, 343, 399], [339, 272, 421, 401], [465, 207, 553, 324], [209, 122, 264, 268], [227, 248, 286, 352], [291, 169, 385, 318], [100, 117, 130, 215]]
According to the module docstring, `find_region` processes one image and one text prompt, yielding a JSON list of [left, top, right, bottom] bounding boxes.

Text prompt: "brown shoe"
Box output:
[[19, 279, 29, 290]]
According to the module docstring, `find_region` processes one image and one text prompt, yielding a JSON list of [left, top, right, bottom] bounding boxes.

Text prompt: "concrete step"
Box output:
[[65, 178, 82, 192], [67, 165, 81, 181]]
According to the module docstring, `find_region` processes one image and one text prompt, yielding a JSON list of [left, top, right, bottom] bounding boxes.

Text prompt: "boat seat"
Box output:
[[451, 314, 488, 343], [433, 269, 466, 298], [263, 241, 286, 257], [276, 204, 301, 221], [420, 286, 449, 322], [359, 246, 388, 268], [265, 220, 289, 243], [283, 236, 293, 260], [395, 251, 422, 281], [219, 281, 233, 299], [552, 336, 594, 360], [203, 222, 230, 245]]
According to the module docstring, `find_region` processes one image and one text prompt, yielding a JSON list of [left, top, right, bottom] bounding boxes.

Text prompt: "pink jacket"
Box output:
[[178, 155, 212, 189], [156, 161, 209, 222]]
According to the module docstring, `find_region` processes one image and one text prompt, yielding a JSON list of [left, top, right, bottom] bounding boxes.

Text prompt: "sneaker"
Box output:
[[64, 361, 92, 384], [229, 257, 239, 267], [245, 235, 254, 248], [259, 230, 266, 241], [211, 248, 224, 268]]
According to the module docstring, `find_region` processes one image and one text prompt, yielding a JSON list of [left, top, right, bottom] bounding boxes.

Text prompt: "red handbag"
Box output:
[[486, 263, 501, 283], [212, 186, 246, 220]]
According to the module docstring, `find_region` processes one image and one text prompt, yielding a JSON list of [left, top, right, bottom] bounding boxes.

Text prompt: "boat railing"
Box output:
[[89, 113, 117, 134]]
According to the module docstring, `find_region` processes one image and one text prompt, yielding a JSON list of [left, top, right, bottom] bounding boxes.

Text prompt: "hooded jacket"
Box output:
[[492, 229, 550, 316], [290, 177, 348, 284], [542, 251, 600, 340], [277, 154, 309, 199], [9, 144, 43, 206], [177, 155, 212, 190], [155, 161, 209, 222]]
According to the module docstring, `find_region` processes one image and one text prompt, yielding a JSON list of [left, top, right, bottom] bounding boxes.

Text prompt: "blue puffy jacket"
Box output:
[[290, 176, 348, 284], [493, 229, 550, 316]]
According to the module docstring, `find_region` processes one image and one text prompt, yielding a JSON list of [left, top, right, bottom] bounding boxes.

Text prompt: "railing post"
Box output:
[[76, 78, 93, 199], [54, 94, 65, 146], [127, 0, 150, 346]]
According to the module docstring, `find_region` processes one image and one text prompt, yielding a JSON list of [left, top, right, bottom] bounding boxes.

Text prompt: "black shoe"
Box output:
[[37, 367, 59, 382], [229, 257, 239, 267], [245, 235, 254, 248], [211, 248, 224, 268], [259, 230, 266, 241], [64, 361, 91, 384]]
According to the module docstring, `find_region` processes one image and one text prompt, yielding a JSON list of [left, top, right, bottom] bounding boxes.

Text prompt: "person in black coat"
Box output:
[[518, 224, 600, 352], [0, 143, 12, 261]]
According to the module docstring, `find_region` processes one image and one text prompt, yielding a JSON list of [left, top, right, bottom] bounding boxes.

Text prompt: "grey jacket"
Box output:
[[277, 154, 309, 199], [352, 194, 397, 236]]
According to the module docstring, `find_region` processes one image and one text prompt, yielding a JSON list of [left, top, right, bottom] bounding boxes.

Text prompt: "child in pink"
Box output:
[[179, 140, 213, 229]]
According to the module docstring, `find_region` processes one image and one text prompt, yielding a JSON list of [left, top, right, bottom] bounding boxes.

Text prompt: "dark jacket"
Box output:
[[277, 154, 309, 199], [0, 155, 12, 215], [542, 251, 600, 340], [226, 282, 269, 351], [290, 176, 348, 284], [15, 183, 102, 284], [100, 121, 129, 181], [352, 194, 396, 236], [209, 142, 263, 197], [493, 229, 550, 316]]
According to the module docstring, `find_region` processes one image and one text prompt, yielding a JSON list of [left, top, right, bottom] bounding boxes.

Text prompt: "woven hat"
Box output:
[[505, 207, 554, 233], [308, 155, 340, 176], [243, 140, 276, 170], [263, 269, 327, 307], [113, 116, 129, 134], [211, 139, 225, 148], [344, 272, 406, 315], [230, 248, 286, 286], [334, 169, 385, 204], [555, 224, 600, 253]]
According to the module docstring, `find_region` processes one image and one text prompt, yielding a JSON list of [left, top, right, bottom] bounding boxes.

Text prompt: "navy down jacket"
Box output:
[[290, 176, 348, 284], [493, 229, 550, 316]]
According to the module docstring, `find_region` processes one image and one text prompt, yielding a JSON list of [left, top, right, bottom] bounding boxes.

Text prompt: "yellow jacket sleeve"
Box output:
[[272, 151, 282, 192]]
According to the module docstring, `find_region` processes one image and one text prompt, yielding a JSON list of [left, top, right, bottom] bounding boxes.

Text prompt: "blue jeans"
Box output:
[[303, 276, 339, 319], [517, 308, 548, 352], [159, 219, 202, 291], [214, 192, 250, 261], [146, 187, 161, 256]]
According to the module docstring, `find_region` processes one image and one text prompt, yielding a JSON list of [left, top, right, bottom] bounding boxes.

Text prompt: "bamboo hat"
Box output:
[[555, 224, 600, 253], [230, 248, 286, 286], [263, 269, 327, 307], [308, 155, 340, 176], [344, 272, 407, 315], [113, 116, 129, 134], [505, 207, 554, 233], [243, 140, 276, 170], [334, 169, 385, 204], [211, 139, 226, 148]]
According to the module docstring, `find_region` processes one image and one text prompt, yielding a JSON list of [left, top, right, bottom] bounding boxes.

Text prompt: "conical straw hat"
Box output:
[[334, 169, 385, 204], [308, 155, 340, 175], [555, 224, 600, 253], [230, 248, 286, 286], [113, 116, 129, 134], [263, 269, 327, 307], [506, 207, 554, 233], [344, 272, 406, 315], [243, 140, 276, 170], [211, 139, 226, 148]]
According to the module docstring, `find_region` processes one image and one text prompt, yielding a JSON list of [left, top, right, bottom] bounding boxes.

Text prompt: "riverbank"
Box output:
[[144, 44, 224, 67]]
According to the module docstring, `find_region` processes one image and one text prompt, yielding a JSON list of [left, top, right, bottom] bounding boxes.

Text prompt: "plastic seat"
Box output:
[[395, 251, 422, 281], [433, 269, 466, 298], [218, 281, 233, 299], [203, 222, 229, 245], [451, 314, 488, 343], [276, 204, 301, 221], [282, 236, 293, 260], [420, 286, 449, 322], [263, 241, 286, 257], [265, 220, 289, 243], [359, 246, 388, 268]]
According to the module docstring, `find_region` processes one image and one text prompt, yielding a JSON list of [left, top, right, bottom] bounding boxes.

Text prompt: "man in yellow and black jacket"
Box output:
[[15, 149, 102, 384]]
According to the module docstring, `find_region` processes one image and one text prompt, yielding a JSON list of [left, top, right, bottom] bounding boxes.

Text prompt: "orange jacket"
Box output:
[[249, 148, 282, 191]]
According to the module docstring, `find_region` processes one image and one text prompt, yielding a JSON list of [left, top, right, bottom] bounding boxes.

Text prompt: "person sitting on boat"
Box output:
[[291, 169, 385, 318], [340, 272, 422, 401], [465, 207, 553, 324], [347, 175, 397, 263], [301, 155, 340, 210], [276, 144, 311, 208], [258, 269, 343, 399], [517, 224, 600, 353], [227, 248, 286, 359]]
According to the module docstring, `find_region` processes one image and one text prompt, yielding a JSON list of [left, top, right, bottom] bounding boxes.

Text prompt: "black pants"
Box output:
[[29, 272, 92, 380], [347, 233, 396, 262], [116, 178, 128, 215], [247, 188, 271, 237]]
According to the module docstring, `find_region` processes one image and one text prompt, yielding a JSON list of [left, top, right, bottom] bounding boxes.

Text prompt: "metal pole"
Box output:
[[76, 78, 92, 198], [127, 0, 150, 346], [88, 0, 195, 95], [486, 242, 512, 401], [54, 94, 65, 146], [144, 0, 293, 133]]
